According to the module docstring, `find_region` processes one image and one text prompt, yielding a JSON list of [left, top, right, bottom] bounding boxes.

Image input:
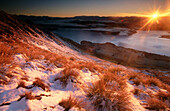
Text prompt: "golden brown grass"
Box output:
[[0, 67, 15, 85], [127, 72, 140, 80], [106, 67, 123, 75], [16, 80, 33, 89], [155, 90, 170, 101], [143, 76, 170, 92], [128, 72, 170, 110], [146, 98, 168, 110], [132, 88, 145, 96], [16, 81, 26, 89], [33, 77, 50, 91], [0, 76, 8, 85], [86, 72, 130, 111], [19, 91, 42, 101], [21, 76, 29, 81], [0, 42, 14, 65], [127, 72, 169, 91], [24, 92, 39, 100], [59, 95, 85, 111], [69, 57, 76, 61], [158, 76, 170, 85], [144, 77, 163, 87], [102, 72, 127, 90], [55, 68, 79, 87], [0, 39, 69, 66], [146, 70, 170, 84], [69, 61, 105, 73]]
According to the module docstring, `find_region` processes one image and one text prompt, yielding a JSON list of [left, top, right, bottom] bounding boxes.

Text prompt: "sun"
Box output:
[[138, 7, 170, 31], [139, 10, 160, 31], [152, 13, 158, 19]]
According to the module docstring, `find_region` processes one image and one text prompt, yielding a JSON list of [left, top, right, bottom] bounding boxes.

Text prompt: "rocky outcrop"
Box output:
[[81, 41, 170, 70]]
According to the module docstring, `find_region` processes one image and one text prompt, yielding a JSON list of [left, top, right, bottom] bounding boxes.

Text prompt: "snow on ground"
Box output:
[[126, 83, 146, 111], [0, 53, 100, 110], [0, 48, 147, 111], [0, 51, 151, 111]]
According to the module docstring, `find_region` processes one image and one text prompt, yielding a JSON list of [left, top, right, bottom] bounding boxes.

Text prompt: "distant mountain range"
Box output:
[[15, 14, 170, 31]]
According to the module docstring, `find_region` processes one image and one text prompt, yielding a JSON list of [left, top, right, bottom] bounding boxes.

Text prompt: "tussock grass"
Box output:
[[146, 98, 168, 110], [0, 39, 70, 86], [16, 81, 26, 89], [0, 39, 69, 66], [23, 92, 37, 100], [69, 61, 104, 73], [5, 72, 13, 78], [106, 67, 123, 75], [158, 76, 170, 85], [0, 66, 14, 78], [21, 76, 29, 81], [155, 90, 170, 101], [86, 72, 130, 111], [127, 72, 147, 81], [0, 67, 14, 85], [127, 72, 169, 91], [16, 80, 33, 89], [128, 72, 170, 110], [127, 72, 140, 80], [87, 79, 107, 98], [33, 77, 50, 91], [143, 76, 169, 91], [102, 72, 127, 90], [147, 70, 170, 84], [23, 44, 68, 66], [0, 42, 14, 65], [133, 79, 141, 86], [0, 75, 8, 85], [132, 88, 145, 96], [69, 57, 76, 61], [144, 77, 163, 87], [59, 95, 85, 111], [55, 68, 79, 87], [19, 91, 42, 101]]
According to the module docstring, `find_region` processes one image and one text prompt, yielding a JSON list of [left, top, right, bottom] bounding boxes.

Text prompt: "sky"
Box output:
[[0, 0, 169, 17]]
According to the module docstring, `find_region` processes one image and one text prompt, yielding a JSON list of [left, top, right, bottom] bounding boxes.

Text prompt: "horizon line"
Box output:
[[12, 13, 150, 18]]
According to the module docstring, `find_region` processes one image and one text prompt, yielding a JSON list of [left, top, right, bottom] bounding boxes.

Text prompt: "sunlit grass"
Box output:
[[59, 95, 86, 110], [86, 71, 131, 110], [55, 68, 79, 87], [146, 98, 168, 110], [33, 77, 50, 91]]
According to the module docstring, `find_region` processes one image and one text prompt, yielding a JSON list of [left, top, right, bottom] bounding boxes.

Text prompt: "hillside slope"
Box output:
[[0, 11, 169, 111], [80, 41, 170, 70]]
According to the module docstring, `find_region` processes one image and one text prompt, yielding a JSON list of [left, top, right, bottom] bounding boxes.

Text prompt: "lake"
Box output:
[[53, 29, 170, 57]]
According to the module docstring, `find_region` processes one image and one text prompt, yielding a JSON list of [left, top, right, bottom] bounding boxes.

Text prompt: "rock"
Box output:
[[80, 41, 170, 70]]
